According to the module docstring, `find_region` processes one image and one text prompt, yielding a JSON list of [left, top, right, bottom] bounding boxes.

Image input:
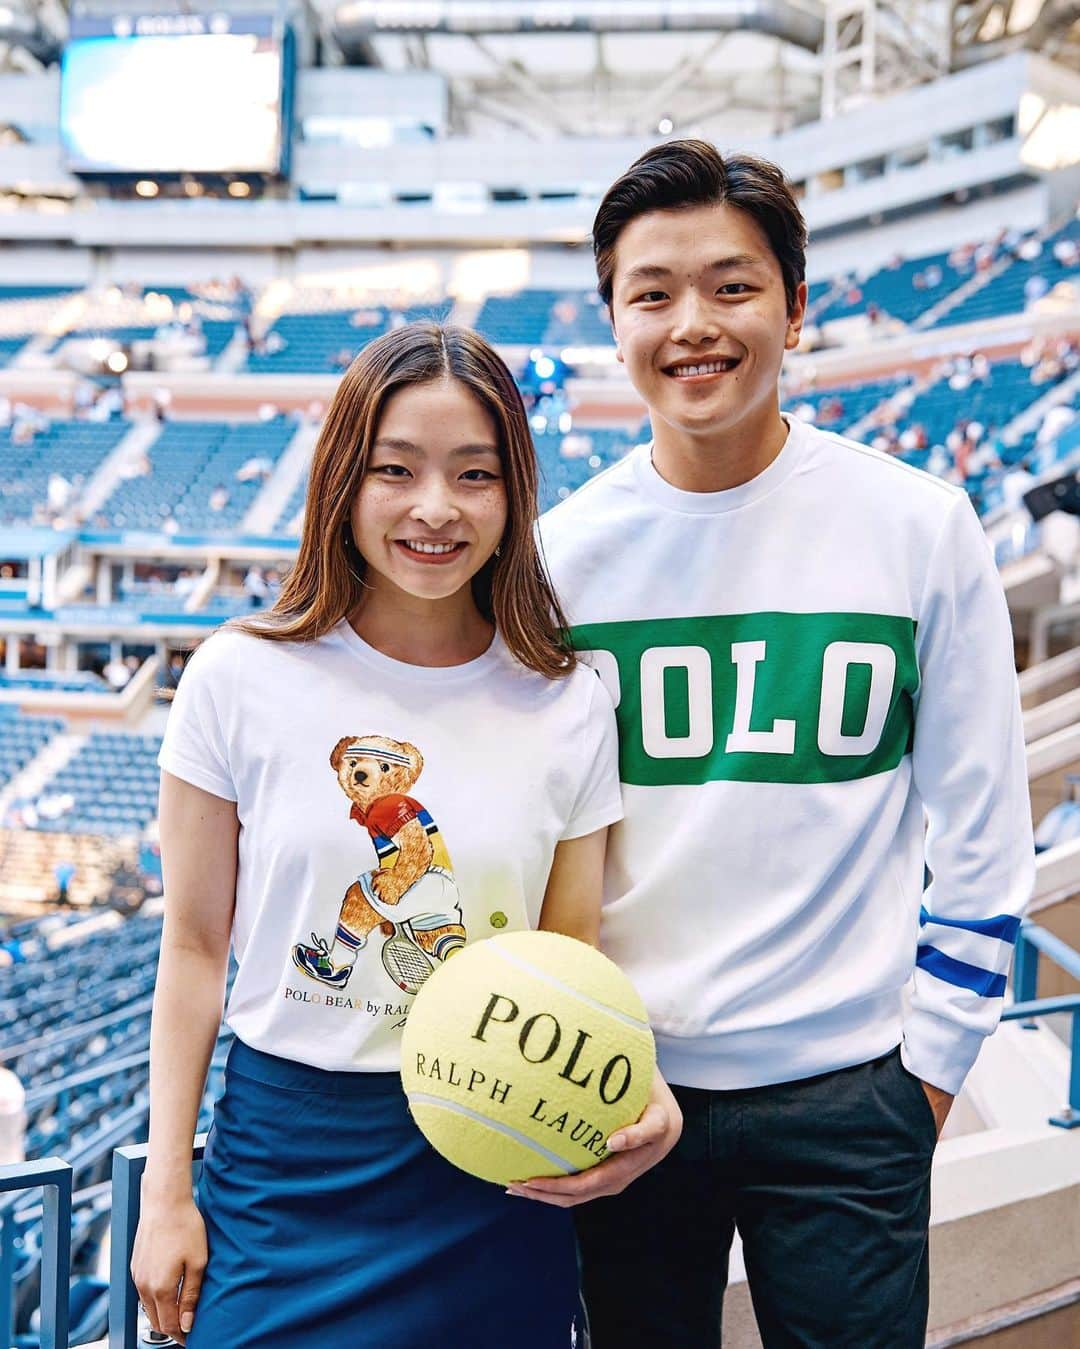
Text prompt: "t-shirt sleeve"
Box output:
[[561, 669, 624, 840], [157, 638, 237, 802]]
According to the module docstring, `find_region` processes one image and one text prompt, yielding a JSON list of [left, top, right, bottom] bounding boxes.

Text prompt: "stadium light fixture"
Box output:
[[657, 116, 673, 134], [228, 181, 252, 197], [134, 180, 158, 198], [106, 351, 129, 374]]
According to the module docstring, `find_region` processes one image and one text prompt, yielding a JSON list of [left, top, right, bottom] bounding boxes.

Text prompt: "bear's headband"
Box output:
[[343, 742, 412, 766]]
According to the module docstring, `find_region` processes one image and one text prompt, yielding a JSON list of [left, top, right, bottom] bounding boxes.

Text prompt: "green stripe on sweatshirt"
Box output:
[[569, 612, 918, 786]]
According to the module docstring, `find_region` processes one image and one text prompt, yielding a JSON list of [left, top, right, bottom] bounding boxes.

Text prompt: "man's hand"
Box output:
[[504, 1068, 682, 1209], [921, 1080, 954, 1138]]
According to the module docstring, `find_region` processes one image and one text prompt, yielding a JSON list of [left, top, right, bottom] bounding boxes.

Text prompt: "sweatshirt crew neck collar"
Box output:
[[633, 414, 805, 515]]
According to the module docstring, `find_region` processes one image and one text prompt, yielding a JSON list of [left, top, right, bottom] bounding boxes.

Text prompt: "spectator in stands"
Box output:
[[539, 139, 1033, 1349], [974, 240, 996, 272], [53, 860, 75, 907], [235, 456, 273, 483], [46, 472, 72, 515], [74, 377, 98, 415], [1038, 402, 1077, 447], [242, 565, 268, 608], [103, 654, 132, 690], [926, 442, 951, 479], [207, 483, 229, 513], [0, 937, 23, 968], [36, 791, 74, 822], [1030, 338, 1077, 386], [1025, 273, 1050, 305], [11, 403, 47, 445], [898, 423, 927, 453], [132, 322, 679, 1348]]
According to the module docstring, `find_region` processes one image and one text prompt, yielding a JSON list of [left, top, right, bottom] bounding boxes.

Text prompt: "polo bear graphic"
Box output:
[[291, 735, 466, 995]]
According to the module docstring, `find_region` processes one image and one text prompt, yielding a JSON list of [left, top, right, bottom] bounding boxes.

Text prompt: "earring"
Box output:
[[494, 545, 502, 558]]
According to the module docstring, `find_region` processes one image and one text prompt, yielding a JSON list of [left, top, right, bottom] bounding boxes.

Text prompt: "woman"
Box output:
[[131, 323, 681, 1348]]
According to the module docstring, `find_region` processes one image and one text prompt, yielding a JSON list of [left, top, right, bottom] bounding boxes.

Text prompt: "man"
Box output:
[[526, 141, 1034, 1347]]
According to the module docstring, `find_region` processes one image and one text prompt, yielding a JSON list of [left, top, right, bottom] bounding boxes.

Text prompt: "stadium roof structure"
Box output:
[[1, 2, 1077, 139], [323, 0, 1080, 137]]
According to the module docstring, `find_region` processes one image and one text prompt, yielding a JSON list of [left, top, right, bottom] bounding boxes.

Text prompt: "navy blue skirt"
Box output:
[[187, 1039, 582, 1349]]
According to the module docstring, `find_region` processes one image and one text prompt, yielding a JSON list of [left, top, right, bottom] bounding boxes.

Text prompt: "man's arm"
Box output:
[[905, 493, 1035, 1102]]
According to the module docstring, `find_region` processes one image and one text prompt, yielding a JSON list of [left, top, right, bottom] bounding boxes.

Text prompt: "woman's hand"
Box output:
[[506, 1068, 682, 1208], [131, 1188, 208, 1346]]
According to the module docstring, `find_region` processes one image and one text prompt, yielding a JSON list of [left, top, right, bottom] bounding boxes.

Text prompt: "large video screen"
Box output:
[[60, 15, 290, 176]]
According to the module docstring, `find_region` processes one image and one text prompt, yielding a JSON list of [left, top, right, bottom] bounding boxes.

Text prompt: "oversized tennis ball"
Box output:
[[400, 930, 655, 1186]]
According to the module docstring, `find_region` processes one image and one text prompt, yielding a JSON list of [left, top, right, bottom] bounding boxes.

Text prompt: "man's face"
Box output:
[[608, 202, 806, 445]]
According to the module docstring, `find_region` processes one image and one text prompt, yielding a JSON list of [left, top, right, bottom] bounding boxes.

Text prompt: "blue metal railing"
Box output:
[[108, 1137, 206, 1349], [0, 1159, 71, 1349], [1003, 920, 1080, 1128], [0, 1031, 229, 1347], [0, 927, 1076, 1345]]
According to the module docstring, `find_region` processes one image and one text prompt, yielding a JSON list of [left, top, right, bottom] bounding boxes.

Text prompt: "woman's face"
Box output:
[[351, 377, 508, 605]]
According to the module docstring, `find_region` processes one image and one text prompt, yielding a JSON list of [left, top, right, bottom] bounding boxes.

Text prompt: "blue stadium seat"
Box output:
[[247, 302, 453, 374], [98, 417, 297, 533], [0, 420, 130, 526], [933, 218, 1080, 327]]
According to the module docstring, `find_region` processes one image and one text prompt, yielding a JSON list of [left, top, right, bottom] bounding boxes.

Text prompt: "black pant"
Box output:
[[576, 1047, 936, 1349]]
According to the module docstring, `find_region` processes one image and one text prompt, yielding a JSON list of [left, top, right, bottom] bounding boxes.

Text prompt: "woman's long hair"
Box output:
[[232, 322, 574, 679]]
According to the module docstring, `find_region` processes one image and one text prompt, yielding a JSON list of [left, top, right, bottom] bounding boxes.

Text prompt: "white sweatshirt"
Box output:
[[540, 415, 1034, 1096]]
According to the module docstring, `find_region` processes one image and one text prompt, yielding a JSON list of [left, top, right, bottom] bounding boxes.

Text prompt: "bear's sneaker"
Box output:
[[292, 934, 353, 988]]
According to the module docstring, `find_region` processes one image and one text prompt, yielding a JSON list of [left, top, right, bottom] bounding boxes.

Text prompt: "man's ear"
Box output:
[[605, 302, 622, 362], [785, 280, 808, 351]]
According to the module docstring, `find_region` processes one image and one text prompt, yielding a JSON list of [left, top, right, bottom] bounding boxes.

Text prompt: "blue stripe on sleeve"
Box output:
[[918, 907, 1021, 943], [916, 944, 1008, 998]]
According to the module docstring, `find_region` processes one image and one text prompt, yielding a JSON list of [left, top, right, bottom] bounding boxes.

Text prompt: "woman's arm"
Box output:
[[527, 825, 683, 1205], [537, 827, 606, 944], [131, 771, 238, 1345]]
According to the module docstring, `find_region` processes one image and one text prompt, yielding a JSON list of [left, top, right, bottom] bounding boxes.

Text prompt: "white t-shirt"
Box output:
[[158, 619, 623, 1072]]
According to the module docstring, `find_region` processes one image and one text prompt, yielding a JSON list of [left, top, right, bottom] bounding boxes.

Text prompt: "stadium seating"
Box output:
[[814, 250, 974, 326], [475, 290, 615, 348], [51, 326, 158, 350], [246, 301, 453, 374], [275, 474, 309, 532], [97, 416, 297, 533], [785, 376, 910, 435], [0, 336, 27, 367], [0, 672, 111, 695], [0, 714, 64, 791], [30, 733, 162, 838], [475, 289, 562, 345], [0, 420, 131, 526], [535, 426, 643, 509], [930, 218, 1080, 327], [895, 359, 1047, 454]]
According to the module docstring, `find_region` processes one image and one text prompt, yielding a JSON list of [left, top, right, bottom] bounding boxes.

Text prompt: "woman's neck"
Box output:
[[347, 586, 495, 668]]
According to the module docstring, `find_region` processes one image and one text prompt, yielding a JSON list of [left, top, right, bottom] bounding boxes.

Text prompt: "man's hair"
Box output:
[[593, 139, 807, 316]]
